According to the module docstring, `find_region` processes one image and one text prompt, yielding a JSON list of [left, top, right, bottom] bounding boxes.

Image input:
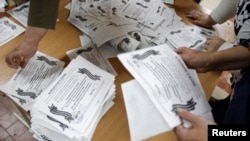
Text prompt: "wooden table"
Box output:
[[0, 0, 233, 140]]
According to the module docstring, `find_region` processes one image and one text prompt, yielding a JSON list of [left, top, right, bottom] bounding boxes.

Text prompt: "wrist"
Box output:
[[208, 15, 216, 26], [204, 52, 217, 71], [23, 26, 48, 47]]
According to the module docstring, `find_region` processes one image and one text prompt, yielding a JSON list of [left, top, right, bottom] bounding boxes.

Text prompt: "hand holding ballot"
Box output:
[[118, 44, 214, 140], [174, 108, 216, 141], [5, 26, 48, 69]]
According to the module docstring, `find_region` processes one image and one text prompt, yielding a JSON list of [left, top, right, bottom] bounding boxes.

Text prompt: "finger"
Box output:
[[176, 108, 199, 124], [20, 57, 30, 69], [207, 37, 212, 41], [190, 12, 199, 19], [186, 11, 200, 19], [5, 59, 19, 68], [192, 19, 203, 26], [206, 40, 210, 46], [5, 54, 21, 69], [174, 125, 184, 133], [185, 10, 197, 15], [175, 47, 188, 53], [174, 125, 189, 140]]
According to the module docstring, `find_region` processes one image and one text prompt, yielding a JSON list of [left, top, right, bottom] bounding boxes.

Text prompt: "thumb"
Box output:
[[177, 108, 199, 124]]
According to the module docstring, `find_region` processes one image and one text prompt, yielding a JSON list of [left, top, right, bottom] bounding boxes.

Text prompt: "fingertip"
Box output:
[[8, 63, 19, 69], [176, 108, 186, 115], [21, 62, 27, 69], [174, 124, 182, 131]]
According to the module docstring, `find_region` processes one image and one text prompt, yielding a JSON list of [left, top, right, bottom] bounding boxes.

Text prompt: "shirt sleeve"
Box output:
[[27, 0, 60, 29], [210, 0, 238, 24]]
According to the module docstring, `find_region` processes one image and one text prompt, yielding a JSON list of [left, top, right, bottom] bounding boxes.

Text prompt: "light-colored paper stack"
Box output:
[[0, 51, 65, 111], [30, 55, 116, 141]]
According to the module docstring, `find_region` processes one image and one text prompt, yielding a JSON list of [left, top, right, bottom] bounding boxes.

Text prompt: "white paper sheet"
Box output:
[[122, 79, 170, 141], [118, 44, 211, 129], [0, 16, 25, 46], [7, 1, 30, 27]]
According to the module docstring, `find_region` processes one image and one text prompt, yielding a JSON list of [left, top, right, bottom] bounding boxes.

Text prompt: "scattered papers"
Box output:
[[67, 0, 214, 54], [0, 16, 25, 46], [118, 44, 212, 129], [30, 55, 116, 141], [66, 44, 117, 76], [0, 51, 65, 111], [67, 0, 187, 52]]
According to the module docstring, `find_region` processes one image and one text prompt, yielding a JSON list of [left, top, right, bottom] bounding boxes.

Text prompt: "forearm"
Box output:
[[208, 46, 250, 71], [22, 26, 48, 48]]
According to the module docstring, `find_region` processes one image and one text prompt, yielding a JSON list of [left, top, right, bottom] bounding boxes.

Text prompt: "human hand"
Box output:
[[205, 36, 225, 52], [175, 47, 212, 72], [174, 108, 216, 141], [185, 10, 216, 28], [5, 26, 48, 69], [5, 42, 38, 69]]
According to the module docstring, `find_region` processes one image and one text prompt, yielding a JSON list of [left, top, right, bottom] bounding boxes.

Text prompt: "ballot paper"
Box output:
[[0, 51, 65, 111], [66, 44, 117, 76], [122, 79, 214, 141], [118, 44, 212, 129], [122, 79, 170, 141], [30, 55, 116, 141], [67, 0, 184, 52], [166, 25, 215, 50], [7, 1, 30, 27], [0, 16, 25, 46]]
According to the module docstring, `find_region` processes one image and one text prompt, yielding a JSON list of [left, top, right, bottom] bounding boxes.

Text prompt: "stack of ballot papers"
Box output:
[[0, 51, 65, 111], [118, 44, 214, 140], [30, 55, 116, 141]]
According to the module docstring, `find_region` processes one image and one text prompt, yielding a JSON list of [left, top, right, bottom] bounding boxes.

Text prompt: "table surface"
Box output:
[[0, 0, 233, 140]]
